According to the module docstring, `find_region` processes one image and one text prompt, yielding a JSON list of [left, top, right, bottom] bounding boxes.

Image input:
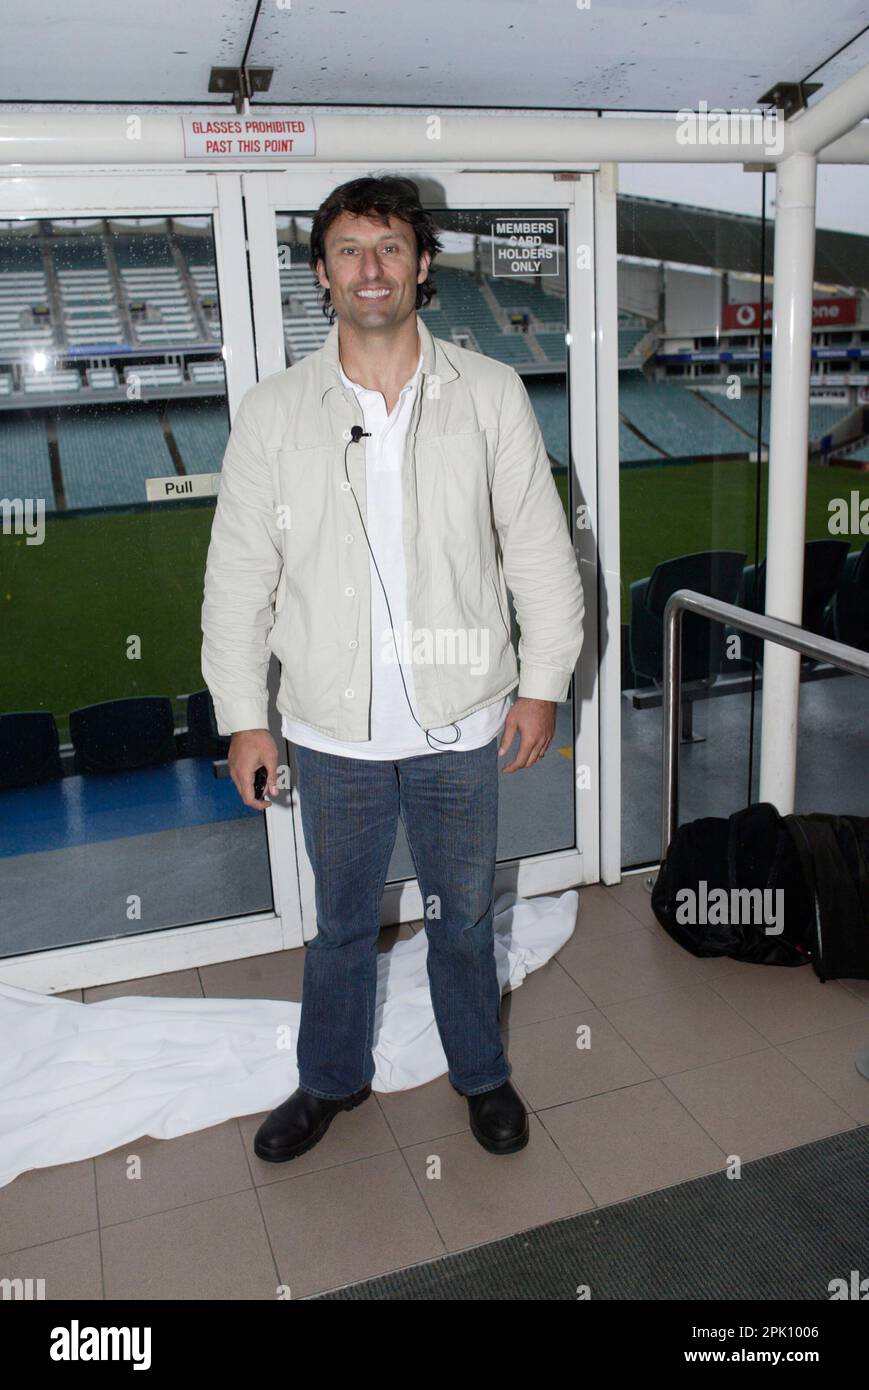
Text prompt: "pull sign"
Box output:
[[181, 114, 316, 158], [146, 474, 220, 502]]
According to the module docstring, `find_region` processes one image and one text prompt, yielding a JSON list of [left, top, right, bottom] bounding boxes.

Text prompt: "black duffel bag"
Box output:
[[651, 802, 869, 981]]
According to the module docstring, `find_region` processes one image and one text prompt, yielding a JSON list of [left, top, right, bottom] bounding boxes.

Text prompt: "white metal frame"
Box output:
[[0, 171, 304, 991], [758, 150, 818, 810], [0, 86, 866, 167], [592, 163, 623, 885], [243, 166, 601, 939]]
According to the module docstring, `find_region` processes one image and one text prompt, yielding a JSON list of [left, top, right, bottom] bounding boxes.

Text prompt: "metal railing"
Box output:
[[661, 589, 869, 858]]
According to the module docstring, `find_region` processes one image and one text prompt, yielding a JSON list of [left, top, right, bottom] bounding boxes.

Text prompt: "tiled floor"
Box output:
[[3, 875, 868, 1299]]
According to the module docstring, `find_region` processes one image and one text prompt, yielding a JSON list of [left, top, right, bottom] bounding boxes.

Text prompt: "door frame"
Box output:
[[242, 167, 601, 941], [0, 171, 304, 991]]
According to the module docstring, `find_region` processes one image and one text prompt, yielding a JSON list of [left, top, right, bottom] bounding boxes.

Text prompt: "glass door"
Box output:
[[0, 173, 302, 991], [243, 168, 599, 939]]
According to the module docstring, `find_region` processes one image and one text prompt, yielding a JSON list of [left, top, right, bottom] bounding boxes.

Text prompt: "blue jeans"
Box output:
[[292, 735, 510, 1098]]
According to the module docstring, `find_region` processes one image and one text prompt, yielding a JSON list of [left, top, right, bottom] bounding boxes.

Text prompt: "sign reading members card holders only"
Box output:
[[146, 474, 220, 502], [490, 218, 560, 276]]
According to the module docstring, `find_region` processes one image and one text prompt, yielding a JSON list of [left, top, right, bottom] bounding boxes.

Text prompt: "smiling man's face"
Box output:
[[316, 210, 430, 331]]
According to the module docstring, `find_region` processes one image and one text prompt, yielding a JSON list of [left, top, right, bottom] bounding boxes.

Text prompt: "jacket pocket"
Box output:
[[275, 443, 334, 557], [415, 429, 497, 572]]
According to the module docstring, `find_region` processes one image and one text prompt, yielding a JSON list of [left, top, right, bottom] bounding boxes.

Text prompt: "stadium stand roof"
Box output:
[[617, 195, 869, 292]]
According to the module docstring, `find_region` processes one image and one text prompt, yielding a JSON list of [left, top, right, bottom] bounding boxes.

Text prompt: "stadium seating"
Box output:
[[427, 268, 534, 364], [122, 363, 184, 389], [629, 550, 747, 688], [114, 233, 202, 347], [416, 304, 457, 343], [0, 415, 56, 510], [0, 712, 64, 789], [166, 401, 229, 474], [831, 435, 869, 464], [808, 401, 851, 440], [487, 276, 564, 327], [0, 242, 55, 356], [534, 331, 567, 363], [827, 539, 869, 652], [52, 238, 123, 349], [728, 538, 851, 667], [697, 390, 852, 450], [618, 325, 649, 359], [520, 378, 666, 466], [188, 360, 225, 385], [22, 368, 82, 393], [86, 366, 119, 390], [485, 277, 575, 363], [698, 388, 769, 445], [1, 691, 232, 784], [619, 417, 666, 462], [620, 372, 749, 456], [176, 689, 231, 758], [69, 696, 178, 774], [621, 623, 636, 689], [275, 242, 331, 360], [55, 408, 174, 508], [524, 380, 570, 466], [175, 234, 221, 339]]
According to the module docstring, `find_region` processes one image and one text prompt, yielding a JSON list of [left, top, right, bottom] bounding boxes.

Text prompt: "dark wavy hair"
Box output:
[[309, 175, 443, 323]]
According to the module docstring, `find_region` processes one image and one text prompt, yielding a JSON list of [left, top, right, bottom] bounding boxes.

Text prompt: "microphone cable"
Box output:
[[344, 425, 461, 749]]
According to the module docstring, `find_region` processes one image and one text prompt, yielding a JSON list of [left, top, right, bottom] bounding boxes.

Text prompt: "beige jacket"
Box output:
[[200, 314, 584, 740]]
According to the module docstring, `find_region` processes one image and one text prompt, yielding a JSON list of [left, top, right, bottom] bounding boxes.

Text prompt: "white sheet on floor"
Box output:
[[0, 889, 577, 1189]]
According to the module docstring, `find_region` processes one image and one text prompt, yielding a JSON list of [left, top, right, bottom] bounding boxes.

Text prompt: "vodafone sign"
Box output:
[[723, 299, 857, 330]]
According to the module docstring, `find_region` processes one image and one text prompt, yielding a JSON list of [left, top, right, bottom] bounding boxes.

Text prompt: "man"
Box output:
[[201, 175, 584, 1160]]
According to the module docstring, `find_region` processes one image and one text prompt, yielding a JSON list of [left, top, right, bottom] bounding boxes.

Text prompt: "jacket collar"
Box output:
[[318, 312, 459, 406]]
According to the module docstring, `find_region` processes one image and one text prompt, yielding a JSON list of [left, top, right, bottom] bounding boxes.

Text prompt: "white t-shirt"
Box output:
[[280, 333, 512, 759]]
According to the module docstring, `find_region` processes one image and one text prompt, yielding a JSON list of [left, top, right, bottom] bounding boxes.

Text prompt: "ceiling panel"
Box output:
[[804, 22, 869, 101], [0, 0, 254, 103], [0, 0, 866, 111], [249, 0, 869, 111]]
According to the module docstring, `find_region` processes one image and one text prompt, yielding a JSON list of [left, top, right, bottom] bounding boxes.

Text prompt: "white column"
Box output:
[[758, 151, 817, 812]]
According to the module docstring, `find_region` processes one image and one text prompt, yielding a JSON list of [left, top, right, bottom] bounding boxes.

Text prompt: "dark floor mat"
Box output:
[[309, 1124, 869, 1300]]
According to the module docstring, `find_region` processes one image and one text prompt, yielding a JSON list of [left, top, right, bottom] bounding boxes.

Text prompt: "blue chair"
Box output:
[[0, 711, 64, 789], [630, 550, 747, 687], [177, 689, 231, 758], [731, 539, 850, 667], [828, 540, 869, 652], [621, 623, 636, 690], [69, 696, 177, 774]]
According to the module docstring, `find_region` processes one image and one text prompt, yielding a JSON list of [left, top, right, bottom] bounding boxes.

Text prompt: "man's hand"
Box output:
[[228, 728, 279, 809], [498, 697, 556, 773]]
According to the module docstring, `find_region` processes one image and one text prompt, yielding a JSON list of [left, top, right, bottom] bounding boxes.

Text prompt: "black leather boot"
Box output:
[[253, 1084, 372, 1162], [460, 1079, 529, 1154]]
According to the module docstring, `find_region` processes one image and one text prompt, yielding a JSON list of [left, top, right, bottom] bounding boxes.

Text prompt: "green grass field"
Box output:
[[2, 506, 214, 742], [554, 460, 869, 623], [2, 460, 867, 739]]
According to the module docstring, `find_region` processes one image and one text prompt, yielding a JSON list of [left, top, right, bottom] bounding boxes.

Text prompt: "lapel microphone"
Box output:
[[350, 425, 371, 442]]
